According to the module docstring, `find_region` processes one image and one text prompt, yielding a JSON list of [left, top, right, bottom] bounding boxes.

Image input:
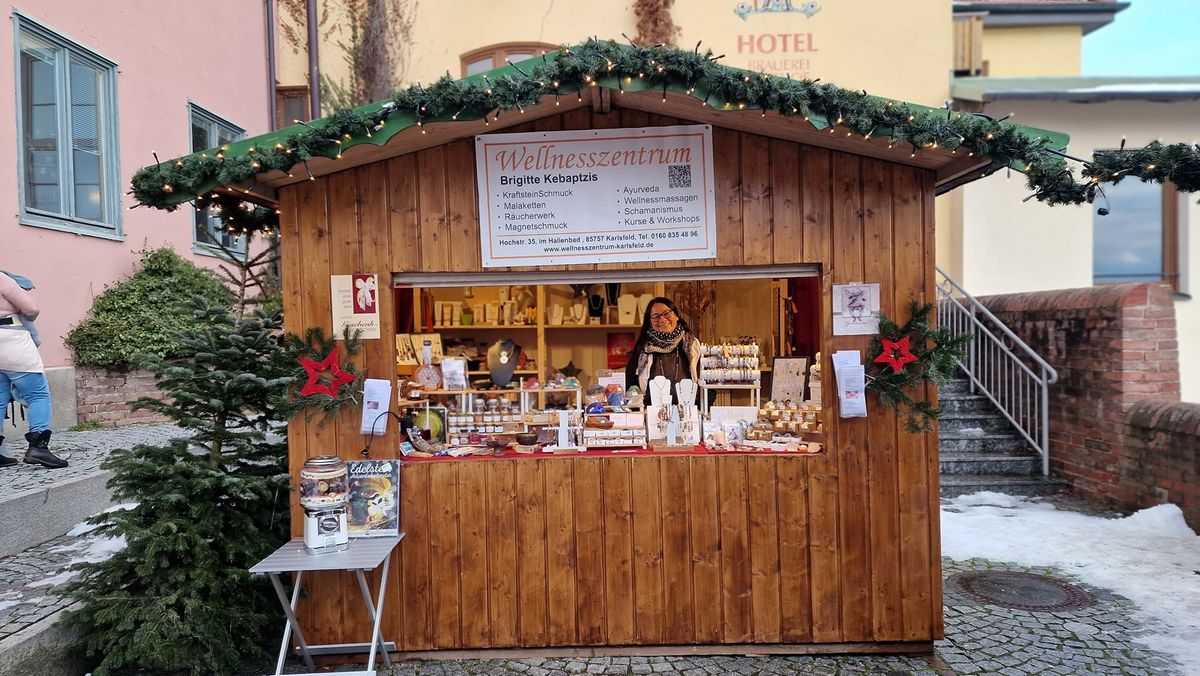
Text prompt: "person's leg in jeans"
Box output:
[[0, 371, 13, 466], [8, 371, 66, 468]]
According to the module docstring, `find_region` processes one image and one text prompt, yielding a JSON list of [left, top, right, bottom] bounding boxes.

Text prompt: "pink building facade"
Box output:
[[1, 2, 271, 426]]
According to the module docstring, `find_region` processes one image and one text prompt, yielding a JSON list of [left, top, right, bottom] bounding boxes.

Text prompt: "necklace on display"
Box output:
[[649, 375, 673, 406]]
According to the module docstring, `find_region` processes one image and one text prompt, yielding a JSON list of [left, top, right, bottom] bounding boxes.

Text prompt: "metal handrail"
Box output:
[[936, 267, 1058, 476]]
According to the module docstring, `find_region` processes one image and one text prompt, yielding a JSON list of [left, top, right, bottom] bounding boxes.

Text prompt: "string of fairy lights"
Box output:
[[129, 37, 1200, 238]]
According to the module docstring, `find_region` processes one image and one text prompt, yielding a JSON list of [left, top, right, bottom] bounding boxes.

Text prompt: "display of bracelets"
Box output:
[[700, 338, 762, 384]]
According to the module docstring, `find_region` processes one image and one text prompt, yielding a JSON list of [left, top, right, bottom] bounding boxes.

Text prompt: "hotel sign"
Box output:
[[475, 125, 717, 268]]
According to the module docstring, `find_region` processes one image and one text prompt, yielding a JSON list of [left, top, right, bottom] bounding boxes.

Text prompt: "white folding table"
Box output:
[[250, 535, 403, 676]]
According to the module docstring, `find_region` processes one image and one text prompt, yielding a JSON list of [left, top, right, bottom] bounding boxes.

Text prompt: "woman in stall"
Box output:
[[625, 297, 701, 404]]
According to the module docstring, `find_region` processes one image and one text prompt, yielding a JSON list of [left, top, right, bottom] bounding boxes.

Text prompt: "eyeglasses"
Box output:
[[650, 311, 675, 323]]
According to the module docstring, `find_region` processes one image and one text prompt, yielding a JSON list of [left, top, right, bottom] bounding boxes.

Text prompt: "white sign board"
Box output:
[[475, 125, 717, 267], [330, 273, 381, 339]]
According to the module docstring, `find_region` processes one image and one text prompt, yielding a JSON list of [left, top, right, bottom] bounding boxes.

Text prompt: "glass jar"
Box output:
[[299, 455, 348, 510]]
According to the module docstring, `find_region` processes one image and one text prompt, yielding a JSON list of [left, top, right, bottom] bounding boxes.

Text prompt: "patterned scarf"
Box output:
[[644, 325, 686, 353]]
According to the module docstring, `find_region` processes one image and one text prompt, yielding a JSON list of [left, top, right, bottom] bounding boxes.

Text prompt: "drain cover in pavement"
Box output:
[[947, 571, 1096, 612]]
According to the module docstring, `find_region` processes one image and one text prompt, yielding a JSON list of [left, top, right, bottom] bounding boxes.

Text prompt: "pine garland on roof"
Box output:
[[129, 38, 1200, 234]]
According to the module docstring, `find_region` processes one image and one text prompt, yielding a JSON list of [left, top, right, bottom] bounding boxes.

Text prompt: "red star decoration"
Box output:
[[875, 335, 918, 374], [299, 348, 356, 397]]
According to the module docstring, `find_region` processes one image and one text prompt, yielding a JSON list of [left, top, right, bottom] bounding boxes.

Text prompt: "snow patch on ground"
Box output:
[[65, 502, 138, 537], [942, 493, 1200, 674], [29, 570, 77, 588]]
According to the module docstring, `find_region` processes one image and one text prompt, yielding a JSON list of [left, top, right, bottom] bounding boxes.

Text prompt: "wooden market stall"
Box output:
[[134, 41, 1069, 661]]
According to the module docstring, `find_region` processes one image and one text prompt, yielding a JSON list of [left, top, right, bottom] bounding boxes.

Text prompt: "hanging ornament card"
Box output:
[[832, 282, 880, 336], [331, 274, 381, 339]]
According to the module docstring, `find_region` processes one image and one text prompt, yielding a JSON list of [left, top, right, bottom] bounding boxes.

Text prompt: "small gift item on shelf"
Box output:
[[626, 386, 644, 408], [441, 356, 468, 390], [414, 340, 442, 390]]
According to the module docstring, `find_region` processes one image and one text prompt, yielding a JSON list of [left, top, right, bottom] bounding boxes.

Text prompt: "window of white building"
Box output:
[[189, 104, 246, 256], [1093, 178, 1180, 293], [461, 43, 557, 77], [15, 13, 121, 239]]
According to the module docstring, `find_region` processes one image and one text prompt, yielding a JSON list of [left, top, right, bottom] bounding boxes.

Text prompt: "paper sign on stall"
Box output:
[[360, 379, 393, 434], [832, 282, 880, 336], [331, 274, 381, 339], [832, 350, 868, 418]]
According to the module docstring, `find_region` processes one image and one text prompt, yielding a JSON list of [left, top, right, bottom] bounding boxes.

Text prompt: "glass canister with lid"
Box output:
[[299, 455, 350, 554]]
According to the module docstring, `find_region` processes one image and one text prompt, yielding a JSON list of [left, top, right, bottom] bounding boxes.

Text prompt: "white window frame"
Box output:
[[13, 11, 122, 239], [188, 103, 246, 258]]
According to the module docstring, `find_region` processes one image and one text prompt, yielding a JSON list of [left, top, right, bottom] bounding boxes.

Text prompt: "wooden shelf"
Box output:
[[545, 324, 641, 330], [428, 325, 537, 331], [467, 369, 537, 375]]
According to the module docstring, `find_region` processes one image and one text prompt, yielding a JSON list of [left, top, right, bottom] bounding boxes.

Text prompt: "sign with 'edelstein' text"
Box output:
[[475, 125, 716, 267]]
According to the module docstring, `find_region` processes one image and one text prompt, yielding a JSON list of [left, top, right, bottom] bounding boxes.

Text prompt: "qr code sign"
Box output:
[[668, 164, 692, 189]]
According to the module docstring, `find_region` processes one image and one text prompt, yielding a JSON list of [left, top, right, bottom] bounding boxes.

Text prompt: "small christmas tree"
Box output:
[[60, 297, 296, 676]]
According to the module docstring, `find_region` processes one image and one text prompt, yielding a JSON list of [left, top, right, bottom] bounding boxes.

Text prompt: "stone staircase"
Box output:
[[938, 377, 1066, 497]]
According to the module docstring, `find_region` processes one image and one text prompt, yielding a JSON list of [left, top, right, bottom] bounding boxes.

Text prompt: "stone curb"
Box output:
[[0, 472, 113, 558], [0, 603, 87, 676]]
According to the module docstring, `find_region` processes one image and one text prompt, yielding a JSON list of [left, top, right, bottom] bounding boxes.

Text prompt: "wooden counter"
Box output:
[[294, 451, 939, 653]]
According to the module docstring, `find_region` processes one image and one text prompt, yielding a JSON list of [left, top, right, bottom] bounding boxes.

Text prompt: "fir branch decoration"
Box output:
[[279, 326, 367, 425], [129, 38, 1200, 234], [866, 301, 971, 434]]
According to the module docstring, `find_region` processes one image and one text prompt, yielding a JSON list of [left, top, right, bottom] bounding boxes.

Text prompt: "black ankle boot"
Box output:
[[0, 436, 14, 468], [24, 430, 68, 469]]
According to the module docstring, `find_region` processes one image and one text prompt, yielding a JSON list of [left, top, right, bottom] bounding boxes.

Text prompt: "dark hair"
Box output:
[[632, 297, 692, 354]]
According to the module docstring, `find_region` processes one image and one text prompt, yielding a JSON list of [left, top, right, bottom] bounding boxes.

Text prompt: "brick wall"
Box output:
[[75, 366, 170, 427], [1121, 400, 1200, 529], [978, 283, 1196, 527]]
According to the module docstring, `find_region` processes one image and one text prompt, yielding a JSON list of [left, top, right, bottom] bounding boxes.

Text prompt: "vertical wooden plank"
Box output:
[[831, 151, 872, 642], [277, 186, 306, 536], [714, 128, 744, 267], [399, 462, 432, 649], [516, 459, 548, 645], [770, 139, 803, 264], [689, 457, 723, 643], [458, 461, 490, 647], [292, 179, 339, 644], [741, 133, 773, 265], [429, 462, 462, 648], [863, 159, 903, 642], [486, 461, 519, 646], [602, 458, 635, 644], [801, 145, 841, 643], [800, 146, 832, 266], [353, 164, 401, 643], [631, 457, 665, 643], [545, 460, 578, 644], [326, 171, 360, 487], [325, 172, 362, 645], [659, 456, 694, 643], [777, 458, 812, 642], [922, 170, 945, 640], [417, 145, 451, 271], [718, 456, 752, 643], [574, 459, 607, 645], [387, 154, 421, 272], [893, 165, 935, 641], [445, 139, 481, 272], [294, 180, 335, 460], [747, 457, 782, 643]]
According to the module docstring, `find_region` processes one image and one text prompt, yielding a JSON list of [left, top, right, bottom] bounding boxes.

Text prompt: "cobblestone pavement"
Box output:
[[272, 556, 1182, 675], [0, 528, 122, 642], [0, 424, 186, 494]]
